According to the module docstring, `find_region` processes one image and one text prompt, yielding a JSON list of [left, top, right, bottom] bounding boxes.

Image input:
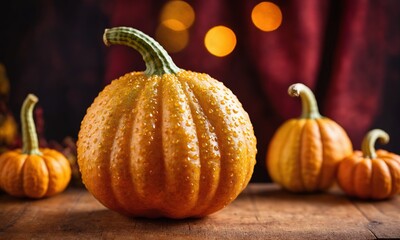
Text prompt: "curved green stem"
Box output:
[[103, 26, 181, 76], [21, 94, 41, 155], [288, 83, 321, 119], [361, 129, 389, 159]]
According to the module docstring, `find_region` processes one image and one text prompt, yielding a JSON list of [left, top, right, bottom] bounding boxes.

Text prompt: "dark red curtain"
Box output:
[[1, 0, 399, 182]]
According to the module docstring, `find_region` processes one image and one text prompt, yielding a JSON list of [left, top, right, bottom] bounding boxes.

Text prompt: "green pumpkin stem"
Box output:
[[103, 26, 181, 76], [361, 129, 389, 159], [21, 94, 42, 155], [288, 83, 322, 119]]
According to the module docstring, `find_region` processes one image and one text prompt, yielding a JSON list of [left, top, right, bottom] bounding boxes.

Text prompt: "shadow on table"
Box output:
[[45, 208, 206, 235], [240, 183, 351, 206]]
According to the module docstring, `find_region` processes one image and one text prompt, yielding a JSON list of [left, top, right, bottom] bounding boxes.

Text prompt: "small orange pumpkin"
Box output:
[[337, 129, 400, 200], [77, 27, 257, 218], [0, 94, 71, 198], [266, 83, 353, 192]]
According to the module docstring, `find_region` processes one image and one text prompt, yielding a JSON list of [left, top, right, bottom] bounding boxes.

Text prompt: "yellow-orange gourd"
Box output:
[[337, 129, 400, 200], [77, 27, 257, 219], [266, 83, 353, 192], [0, 94, 71, 198]]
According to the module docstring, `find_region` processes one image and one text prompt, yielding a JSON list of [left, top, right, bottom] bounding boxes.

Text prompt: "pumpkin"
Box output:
[[77, 27, 257, 219], [266, 83, 353, 192], [0, 94, 71, 198], [337, 129, 400, 200]]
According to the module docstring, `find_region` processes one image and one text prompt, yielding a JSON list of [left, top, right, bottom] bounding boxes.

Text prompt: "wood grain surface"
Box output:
[[1, 184, 399, 239]]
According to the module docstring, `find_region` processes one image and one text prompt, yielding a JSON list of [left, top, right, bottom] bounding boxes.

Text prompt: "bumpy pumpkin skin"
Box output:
[[337, 130, 400, 200], [266, 83, 353, 192], [77, 27, 257, 219]]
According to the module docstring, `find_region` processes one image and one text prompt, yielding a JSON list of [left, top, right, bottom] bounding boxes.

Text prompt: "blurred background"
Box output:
[[0, 0, 399, 182]]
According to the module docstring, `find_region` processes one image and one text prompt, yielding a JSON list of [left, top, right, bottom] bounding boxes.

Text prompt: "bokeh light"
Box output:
[[156, 24, 189, 53], [204, 26, 237, 57], [160, 0, 195, 31], [157, 0, 194, 53], [251, 2, 282, 32]]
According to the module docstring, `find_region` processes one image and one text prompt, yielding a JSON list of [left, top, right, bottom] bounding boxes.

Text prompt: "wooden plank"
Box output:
[[241, 184, 375, 239], [352, 196, 400, 239], [1, 184, 399, 239]]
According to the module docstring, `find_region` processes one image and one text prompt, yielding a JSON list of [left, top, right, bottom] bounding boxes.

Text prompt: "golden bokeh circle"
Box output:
[[251, 2, 282, 32], [204, 26, 237, 57], [156, 24, 189, 53], [160, 1, 195, 31]]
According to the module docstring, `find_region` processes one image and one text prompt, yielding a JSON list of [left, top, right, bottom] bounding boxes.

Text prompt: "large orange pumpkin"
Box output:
[[77, 27, 257, 219], [266, 83, 353, 192], [0, 94, 71, 198], [337, 129, 400, 200]]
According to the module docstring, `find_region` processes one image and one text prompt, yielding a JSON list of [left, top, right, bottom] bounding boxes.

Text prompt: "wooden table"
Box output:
[[1, 183, 399, 239]]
